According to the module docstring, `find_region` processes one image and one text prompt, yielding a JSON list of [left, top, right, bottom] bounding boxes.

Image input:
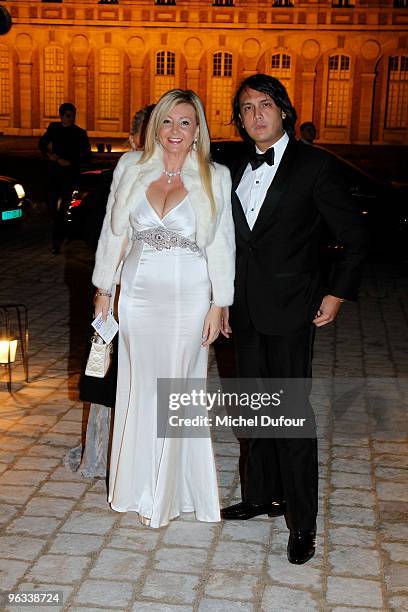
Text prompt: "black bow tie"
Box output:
[[249, 147, 275, 171]]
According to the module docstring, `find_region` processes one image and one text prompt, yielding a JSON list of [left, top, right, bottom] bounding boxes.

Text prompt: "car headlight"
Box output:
[[14, 184, 25, 199]]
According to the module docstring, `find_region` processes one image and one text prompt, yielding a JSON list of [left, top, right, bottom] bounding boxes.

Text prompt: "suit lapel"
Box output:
[[251, 138, 298, 237], [232, 157, 249, 192], [232, 157, 251, 239]]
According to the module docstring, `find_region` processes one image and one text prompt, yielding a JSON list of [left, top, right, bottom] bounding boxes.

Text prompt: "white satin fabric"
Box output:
[[108, 193, 221, 528]]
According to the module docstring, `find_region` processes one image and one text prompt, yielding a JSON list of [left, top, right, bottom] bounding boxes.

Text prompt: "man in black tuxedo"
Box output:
[[221, 74, 367, 564]]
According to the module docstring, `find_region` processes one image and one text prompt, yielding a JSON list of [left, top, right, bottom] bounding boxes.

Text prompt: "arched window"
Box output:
[[385, 56, 408, 129], [156, 50, 175, 76], [44, 46, 65, 117], [210, 52, 233, 138], [271, 53, 291, 77], [271, 53, 292, 96], [213, 52, 232, 77], [99, 48, 120, 120], [154, 51, 176, 101], [0, 46, 10, 116], [325, 54, 351, 128]]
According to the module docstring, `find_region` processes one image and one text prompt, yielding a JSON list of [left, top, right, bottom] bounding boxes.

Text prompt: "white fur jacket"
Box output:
[[92, 149, 236, 307]]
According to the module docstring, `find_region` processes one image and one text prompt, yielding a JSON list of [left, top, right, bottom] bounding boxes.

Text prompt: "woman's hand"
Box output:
[[202, 305, 222, 347], [221, 306, 232, 338], [93, 293, 111, 322]]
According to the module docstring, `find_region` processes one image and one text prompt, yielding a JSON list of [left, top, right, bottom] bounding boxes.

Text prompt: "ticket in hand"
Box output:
[[91, 309, 119, 344]]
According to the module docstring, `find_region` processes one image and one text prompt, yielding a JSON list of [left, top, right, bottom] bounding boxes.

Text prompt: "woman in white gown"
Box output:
[[92, 90, 235, 528]]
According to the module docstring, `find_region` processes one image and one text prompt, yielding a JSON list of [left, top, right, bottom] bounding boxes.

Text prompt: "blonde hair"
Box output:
[[140, 89, 216, 217]]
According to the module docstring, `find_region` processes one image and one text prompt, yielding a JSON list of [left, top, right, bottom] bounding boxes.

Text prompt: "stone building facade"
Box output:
[[1, 0, 407, 143]]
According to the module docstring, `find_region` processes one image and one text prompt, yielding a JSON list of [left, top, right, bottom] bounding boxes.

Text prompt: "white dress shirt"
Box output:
[[236, 131, 289, 230]]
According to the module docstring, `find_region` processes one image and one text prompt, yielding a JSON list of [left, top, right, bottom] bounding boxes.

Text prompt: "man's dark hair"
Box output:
[[59, 102, 76, 117], [232, 73, 297, 140], [300, 121, 316, 131]]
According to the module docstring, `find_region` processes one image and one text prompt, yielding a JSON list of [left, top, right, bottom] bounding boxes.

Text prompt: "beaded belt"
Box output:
[[132, 227, 200, 253]]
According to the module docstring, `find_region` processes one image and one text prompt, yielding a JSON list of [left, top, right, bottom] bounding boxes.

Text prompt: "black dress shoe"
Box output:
[[287, 529, 316, 564], [221, 500, 286, 520]]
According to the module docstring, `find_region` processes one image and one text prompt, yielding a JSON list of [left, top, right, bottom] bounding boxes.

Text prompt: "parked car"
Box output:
[[64, 143, 407, 260], [321, 151, 408, 260], [0, 176, 30, 226], [65, 168, 113, 250]]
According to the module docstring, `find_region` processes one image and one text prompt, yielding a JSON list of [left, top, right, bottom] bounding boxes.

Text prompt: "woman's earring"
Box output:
[[192, 138, 198, 151], [282, 112, 286, 119]]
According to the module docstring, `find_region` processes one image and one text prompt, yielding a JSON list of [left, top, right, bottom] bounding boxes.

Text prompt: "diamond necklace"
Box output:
[[163, 169, 181, 184]]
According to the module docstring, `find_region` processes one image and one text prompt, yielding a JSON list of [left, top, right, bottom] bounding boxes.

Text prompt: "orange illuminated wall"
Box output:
[[1, 0, 407, 144]]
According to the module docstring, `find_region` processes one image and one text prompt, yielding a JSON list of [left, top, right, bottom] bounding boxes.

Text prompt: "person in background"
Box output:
[[129, 104, 156, 151], [299, 121, 317, 145], [66, 105, 154, 479], [39, 102, 91, 254]]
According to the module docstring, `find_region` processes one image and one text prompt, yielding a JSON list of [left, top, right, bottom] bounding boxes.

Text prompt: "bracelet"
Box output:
[[96, 291, 112, 297]]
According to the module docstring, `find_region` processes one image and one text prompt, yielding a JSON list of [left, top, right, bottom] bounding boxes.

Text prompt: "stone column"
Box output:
[[357, 73, 376, 143], [300, 71, 316, 124], [129, 67, 144, 115], [186, 68, 200, 92], [73, 66, 88, 129], [18, 63, 33, 131]]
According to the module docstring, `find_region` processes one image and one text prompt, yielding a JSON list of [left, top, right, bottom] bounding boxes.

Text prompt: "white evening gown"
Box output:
[[108, 192, 221, 527]]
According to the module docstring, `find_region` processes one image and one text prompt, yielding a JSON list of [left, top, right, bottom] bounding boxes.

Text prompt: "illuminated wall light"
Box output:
[[0, 339, 18, 364], [0, 305, 29, 392]]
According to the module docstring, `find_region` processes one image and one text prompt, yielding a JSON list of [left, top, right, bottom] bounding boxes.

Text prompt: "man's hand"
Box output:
[[47, 152, 58, 162], [313, 295, 344, 327], [221, 306, 232, 339]]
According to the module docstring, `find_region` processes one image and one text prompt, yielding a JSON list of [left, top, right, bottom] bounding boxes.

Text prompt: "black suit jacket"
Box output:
[[231, 139, 368, 335]]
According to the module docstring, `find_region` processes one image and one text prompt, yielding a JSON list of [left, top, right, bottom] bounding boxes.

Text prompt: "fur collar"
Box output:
[[111, 149, 213, 248]]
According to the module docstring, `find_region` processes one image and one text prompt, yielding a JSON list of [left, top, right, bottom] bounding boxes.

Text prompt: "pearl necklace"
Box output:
[[163, 169, 181, 184]]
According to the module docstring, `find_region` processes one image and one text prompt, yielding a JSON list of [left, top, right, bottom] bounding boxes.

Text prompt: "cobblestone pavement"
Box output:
[[0, 224, 407, 612]]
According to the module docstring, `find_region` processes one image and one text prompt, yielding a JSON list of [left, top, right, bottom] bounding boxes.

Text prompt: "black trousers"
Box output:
[[234, 322, 318, 531]]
